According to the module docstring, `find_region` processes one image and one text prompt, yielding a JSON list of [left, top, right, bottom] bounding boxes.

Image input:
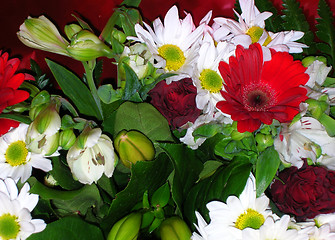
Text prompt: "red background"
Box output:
[[1, 0, 334, 80]]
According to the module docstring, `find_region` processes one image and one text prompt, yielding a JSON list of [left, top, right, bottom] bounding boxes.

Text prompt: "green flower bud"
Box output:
[[112, 28, 127, 44], [255, 133, 274, 152], [33, 102, 61, 136], [29, 104, 48, 121], [17, 15, 70, 56], [59, 129, 76, 150], [302, 56, 316, 67], [107, 212, 142, 240], [159, 217, 192, 240], [64, 23, 82, 40], [306, 98, 328, 120], [66, 30, 114, 61], [114, 130, 155, 168]]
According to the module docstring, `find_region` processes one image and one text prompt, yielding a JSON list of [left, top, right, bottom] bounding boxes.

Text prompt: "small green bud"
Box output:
[[107, 212, 142, 240], [29, 104, 48, 121], [59, 129, 76, 150], [112, 28, 127, 44], [64, 23, 82, 40], [302, 56, 316, 67], [114, 130, 155, 168], [255, 133, 274, 152], [66, 30, 114, 61], [159, 217, 192, 240]]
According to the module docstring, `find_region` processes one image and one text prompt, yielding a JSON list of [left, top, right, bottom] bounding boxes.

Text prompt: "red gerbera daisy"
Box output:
[[0, 51, 33, 135], [216, 43, 309, 133]]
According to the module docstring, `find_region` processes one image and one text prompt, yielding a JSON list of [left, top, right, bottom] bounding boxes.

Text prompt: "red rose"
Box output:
[[149, 78, 201, 129], [270, 163, 335, 221]]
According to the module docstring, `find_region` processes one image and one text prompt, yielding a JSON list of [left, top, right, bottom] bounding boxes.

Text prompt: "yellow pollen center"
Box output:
[[235, 208, 265, 230], [0, 213, 20, 240], [199, 69, 223, 93], [158, 44, 186, 71], [246, 26, 272, 46], [5, 140, 28, 166]]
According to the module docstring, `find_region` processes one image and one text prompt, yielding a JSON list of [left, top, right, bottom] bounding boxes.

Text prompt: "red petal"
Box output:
[[0, 118, 19, 136]]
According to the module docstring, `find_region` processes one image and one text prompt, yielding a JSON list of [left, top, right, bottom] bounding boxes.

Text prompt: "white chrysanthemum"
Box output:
[[204, 174, 273, 239], [274, 117, 335, 169], [242, 215, 309, 240], [0, 124, 52, 183], [191, 212, 209, 240], [193, 32, 235, 116], [302, 224, 335, 240], [213, 0, 307, 55], [0, 178, 46, 240], [67, 128, 116, 185], [129, 5, 204, 84]]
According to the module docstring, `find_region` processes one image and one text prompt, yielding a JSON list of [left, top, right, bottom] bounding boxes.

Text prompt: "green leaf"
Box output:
[[281, 0, 316, 56], [316, 0, 335, 71], [0, 114, 31, 124], [197, 160, 224, 181], [121, 62, 143, 101], [255, 146, 280, 197], [121, 0, 141, 7], [102, 101, 173, 142], [98, 84, 123, 104], [192, 123, 224, 140], [27, 216, 104, 240], [158, 143, 203, 214], [46, 59, 103, 120], [183, 157, 252, 228], [28, 178, 102, 216], [101, 153, 172, 234], [50, 156, 83, 190], [151, 182, 170, 208]]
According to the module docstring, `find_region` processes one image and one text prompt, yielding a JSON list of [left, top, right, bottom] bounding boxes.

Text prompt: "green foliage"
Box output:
[[281, 0, 316, 56], [255, 0, 284, 32], [316, 0, 335, 74], [27, 216, 104, 240], [46, 59, 103, 120], [183, 157, 252, 228]]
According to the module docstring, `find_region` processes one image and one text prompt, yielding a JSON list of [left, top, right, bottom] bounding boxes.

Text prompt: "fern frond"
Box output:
[[281, 0, 316, 56], [316, 0, 335, 74], [255, 0, 284, 32]]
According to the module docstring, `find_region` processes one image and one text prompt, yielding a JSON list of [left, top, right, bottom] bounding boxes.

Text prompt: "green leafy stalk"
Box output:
[[316, 0, 335, 74]]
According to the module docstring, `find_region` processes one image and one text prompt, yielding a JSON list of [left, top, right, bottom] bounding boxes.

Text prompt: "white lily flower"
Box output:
[[274, 117, 335, 169], [67, 128, 116, 185], [129, 5, 204, 83]]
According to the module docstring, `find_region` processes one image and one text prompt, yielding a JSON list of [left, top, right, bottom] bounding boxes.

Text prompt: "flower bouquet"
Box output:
[[1, 0, 335, 239]]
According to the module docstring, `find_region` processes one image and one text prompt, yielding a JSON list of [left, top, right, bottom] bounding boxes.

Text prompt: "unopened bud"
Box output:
[[64, 23, 82, 40], [107, 212, 142, 240], [159, 216, 191, 240], [255, 133, 274, 152], [59, 129, 76, 150], [66, 30, 113, 61], [114, 130, 155, 168]]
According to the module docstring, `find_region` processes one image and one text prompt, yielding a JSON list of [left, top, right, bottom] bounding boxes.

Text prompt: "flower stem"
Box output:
[[82, 60, 103, 120]]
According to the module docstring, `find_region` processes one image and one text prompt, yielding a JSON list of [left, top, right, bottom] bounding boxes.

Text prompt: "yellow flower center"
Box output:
[[199, 69, 223, 93], [158, 44, 186, 71], [0, 213, 20, 240], [246, 26, 272, 46], [235, 208, 265, 230], [5, 140, 28, 166]]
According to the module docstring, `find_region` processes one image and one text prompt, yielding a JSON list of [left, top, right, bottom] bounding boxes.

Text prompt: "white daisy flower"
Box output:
[[0, 124, 52, 183], [204, 174, 273, 239], [0, 178, 46, 240], [274, 117, 335, 169], [213, 0, 307, 54], [242, 215, 309, 240], [302, 224, 335, 240], [129, 5, 205, 84], [193, 32, 235, 116], [192, 211, 209, 240]]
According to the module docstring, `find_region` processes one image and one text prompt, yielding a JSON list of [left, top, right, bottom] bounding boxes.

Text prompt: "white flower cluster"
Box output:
[[192, 174, 335, 240], [130, 0, 307, 149]]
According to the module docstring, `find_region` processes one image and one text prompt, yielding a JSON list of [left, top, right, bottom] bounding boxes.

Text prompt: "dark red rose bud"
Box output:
[[270, 162, 335, 221], [149, 78, 201, 129]]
